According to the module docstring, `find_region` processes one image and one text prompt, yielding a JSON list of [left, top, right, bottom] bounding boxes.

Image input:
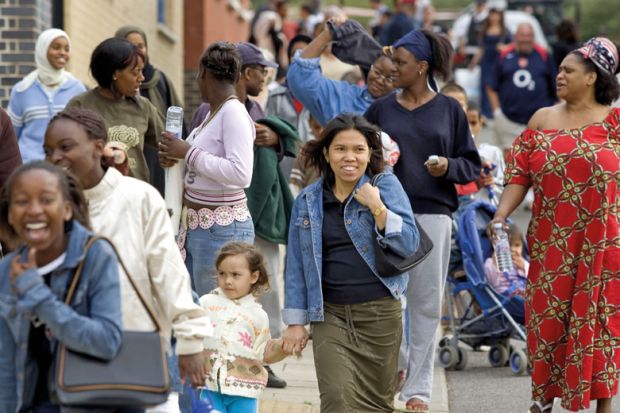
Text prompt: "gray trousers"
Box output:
[[255, 236, 284, 339], [399, 214, 452, 403]]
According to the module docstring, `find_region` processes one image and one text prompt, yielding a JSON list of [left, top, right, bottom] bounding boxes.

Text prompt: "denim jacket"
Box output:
[[0, 221, 122, 413], [283, 172, 419, 325], [287, 50, 375, 127]]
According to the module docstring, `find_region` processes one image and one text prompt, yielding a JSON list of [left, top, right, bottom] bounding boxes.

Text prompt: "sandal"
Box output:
[[528, 400, 553, 413], [405, 397, 429, 413]]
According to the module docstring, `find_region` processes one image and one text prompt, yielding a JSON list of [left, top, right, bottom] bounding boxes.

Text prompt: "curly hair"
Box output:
[[569, 49, 620, 105], [302, 113, 385, 187], [215, 242, 270, 296], [0, 162, 91, 246], [200, 41, 241, 84]]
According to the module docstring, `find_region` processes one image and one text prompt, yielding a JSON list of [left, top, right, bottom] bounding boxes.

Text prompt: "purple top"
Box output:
[[484, 257, 529, 294]]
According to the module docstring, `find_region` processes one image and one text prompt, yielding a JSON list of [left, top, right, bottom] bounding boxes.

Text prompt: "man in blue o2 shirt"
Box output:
[[487, 22, 556, 150]]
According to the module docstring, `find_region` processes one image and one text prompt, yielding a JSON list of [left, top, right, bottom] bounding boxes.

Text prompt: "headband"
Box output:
[[393, 30, 438, 91], [577, 37, 619, 76]]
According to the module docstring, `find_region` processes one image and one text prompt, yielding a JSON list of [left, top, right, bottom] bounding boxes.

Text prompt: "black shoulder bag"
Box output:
[[370, 174, 434, 277], [55, 236, 170, 407]]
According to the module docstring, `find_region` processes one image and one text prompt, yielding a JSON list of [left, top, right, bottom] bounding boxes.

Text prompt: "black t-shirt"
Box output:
[[29, 273, 53, 405], [321, 184, 391, 305]]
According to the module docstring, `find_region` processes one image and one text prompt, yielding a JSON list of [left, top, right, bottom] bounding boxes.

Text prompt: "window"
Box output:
[[157, 0, 167, 25]]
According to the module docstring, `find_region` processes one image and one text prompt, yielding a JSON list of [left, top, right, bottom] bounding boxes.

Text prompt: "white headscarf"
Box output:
[[16, 28, 72, 92]]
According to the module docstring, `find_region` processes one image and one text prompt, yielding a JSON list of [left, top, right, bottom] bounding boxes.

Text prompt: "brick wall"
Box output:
[[0, 0, 52, 108], [183, 0, 251, 116], [184, 68, 201, 121]]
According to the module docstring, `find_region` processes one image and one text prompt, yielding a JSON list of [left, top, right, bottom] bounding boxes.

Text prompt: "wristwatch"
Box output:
[[372, 204, 387, 217]]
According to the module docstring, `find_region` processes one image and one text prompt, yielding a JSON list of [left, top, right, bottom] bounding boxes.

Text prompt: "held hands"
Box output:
[[10, 248, 36, 282], [178, 352, 207, 388], [254, 124, 279, 148], [282, 325, 309, 357], [424, 156, 448, 177], [158, 131, 190, 167]]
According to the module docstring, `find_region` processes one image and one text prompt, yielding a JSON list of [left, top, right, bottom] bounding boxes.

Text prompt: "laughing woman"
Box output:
[[67, 38, 163, 187], [44, 108, 212, 412], [0, 162, 130, 413], [8, 29, 85, 163]]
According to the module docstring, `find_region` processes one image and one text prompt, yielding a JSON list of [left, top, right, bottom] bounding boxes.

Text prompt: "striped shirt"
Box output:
[[8, 76, 85, 163]]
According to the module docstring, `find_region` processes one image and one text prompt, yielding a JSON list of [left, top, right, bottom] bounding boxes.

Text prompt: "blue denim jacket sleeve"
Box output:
[[0, 316, 17, 413], [282, 195, 310, 325], [288, 50, 363, 127], [13, 239, 122, 360], [374, 173, 419, 257]]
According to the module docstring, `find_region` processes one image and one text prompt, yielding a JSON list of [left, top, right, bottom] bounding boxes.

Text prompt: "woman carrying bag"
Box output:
[[281, 114, 419, 413], [0, 162, 137, 413]]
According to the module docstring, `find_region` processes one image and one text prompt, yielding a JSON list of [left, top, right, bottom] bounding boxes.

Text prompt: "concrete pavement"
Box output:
[[259, 340, 449, 413]]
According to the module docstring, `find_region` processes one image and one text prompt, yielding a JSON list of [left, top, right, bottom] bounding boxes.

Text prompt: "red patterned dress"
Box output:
[[505, 108, 620, 411]]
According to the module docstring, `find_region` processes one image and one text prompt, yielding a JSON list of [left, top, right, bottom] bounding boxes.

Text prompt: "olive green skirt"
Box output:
[[312, 296, 402, 413]]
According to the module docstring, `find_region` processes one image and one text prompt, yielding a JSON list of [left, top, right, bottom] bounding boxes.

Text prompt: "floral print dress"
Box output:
[[505, 108, 620, 411]]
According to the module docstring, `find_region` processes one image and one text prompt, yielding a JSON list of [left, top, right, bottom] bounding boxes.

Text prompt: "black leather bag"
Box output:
[[370, 174, 434, 277], [55, 237, 170, 407]]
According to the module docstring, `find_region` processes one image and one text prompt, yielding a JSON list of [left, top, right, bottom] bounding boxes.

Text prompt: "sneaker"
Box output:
[[265, 365, 287, 388]]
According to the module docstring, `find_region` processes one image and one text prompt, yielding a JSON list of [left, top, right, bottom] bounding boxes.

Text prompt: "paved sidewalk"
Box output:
[[259, 341, 449, 413]]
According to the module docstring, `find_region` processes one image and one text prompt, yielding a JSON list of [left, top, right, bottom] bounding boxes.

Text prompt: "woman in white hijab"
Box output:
[[8, 28, 86, 163]]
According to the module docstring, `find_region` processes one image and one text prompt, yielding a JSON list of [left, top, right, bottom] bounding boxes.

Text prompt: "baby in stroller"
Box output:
[[484, 224, 529, 296]]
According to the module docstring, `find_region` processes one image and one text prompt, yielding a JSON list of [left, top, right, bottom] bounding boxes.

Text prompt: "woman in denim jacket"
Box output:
[[281, 114, 418, 412], [0, 162, 129, 413]]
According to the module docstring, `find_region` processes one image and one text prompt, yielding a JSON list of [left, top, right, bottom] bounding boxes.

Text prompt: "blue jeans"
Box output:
[[200, 390, 257, 413], [184, 220, 254, 297]]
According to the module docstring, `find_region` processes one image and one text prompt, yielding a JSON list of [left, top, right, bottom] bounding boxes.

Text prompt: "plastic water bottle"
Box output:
[[493, 223, 513, 274], [165, 106, 184, 138], [164, 106, 184, 235]]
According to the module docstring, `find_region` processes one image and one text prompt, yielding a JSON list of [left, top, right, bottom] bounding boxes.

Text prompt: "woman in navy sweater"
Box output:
[[365, 29, 480, 413]]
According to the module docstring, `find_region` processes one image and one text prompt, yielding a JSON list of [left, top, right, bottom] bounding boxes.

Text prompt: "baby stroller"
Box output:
[[439, 200, 528, 375]]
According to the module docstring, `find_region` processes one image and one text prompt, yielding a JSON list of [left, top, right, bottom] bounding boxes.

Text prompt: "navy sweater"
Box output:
[[365, 93, 481, 216]]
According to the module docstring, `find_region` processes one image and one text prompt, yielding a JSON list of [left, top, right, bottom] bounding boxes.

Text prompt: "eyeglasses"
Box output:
[[247, 65, 268, 76], [370, 65, 396, 84]]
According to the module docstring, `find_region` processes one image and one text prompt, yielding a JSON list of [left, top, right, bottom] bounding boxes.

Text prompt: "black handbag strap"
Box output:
[[370, 173, 384, 187], [64, 236, 163, 332]]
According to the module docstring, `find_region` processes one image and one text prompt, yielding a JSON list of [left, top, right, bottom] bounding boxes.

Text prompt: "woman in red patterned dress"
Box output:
[[492, 37, 620, 413]]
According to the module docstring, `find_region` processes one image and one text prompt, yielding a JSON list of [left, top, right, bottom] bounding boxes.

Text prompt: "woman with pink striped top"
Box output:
[[159, 41, 256, 296]]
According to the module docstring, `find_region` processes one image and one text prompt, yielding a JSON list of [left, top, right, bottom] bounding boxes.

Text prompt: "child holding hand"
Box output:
[[199, 242, 291, 413], [484, 224, 529, 296]]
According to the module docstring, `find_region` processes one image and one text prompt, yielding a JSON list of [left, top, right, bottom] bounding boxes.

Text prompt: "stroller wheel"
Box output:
[[510, 348, 528, 375], [488, 344, 509, 368], [438, 346, 459, 370], [454, 347, 468, 370]]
